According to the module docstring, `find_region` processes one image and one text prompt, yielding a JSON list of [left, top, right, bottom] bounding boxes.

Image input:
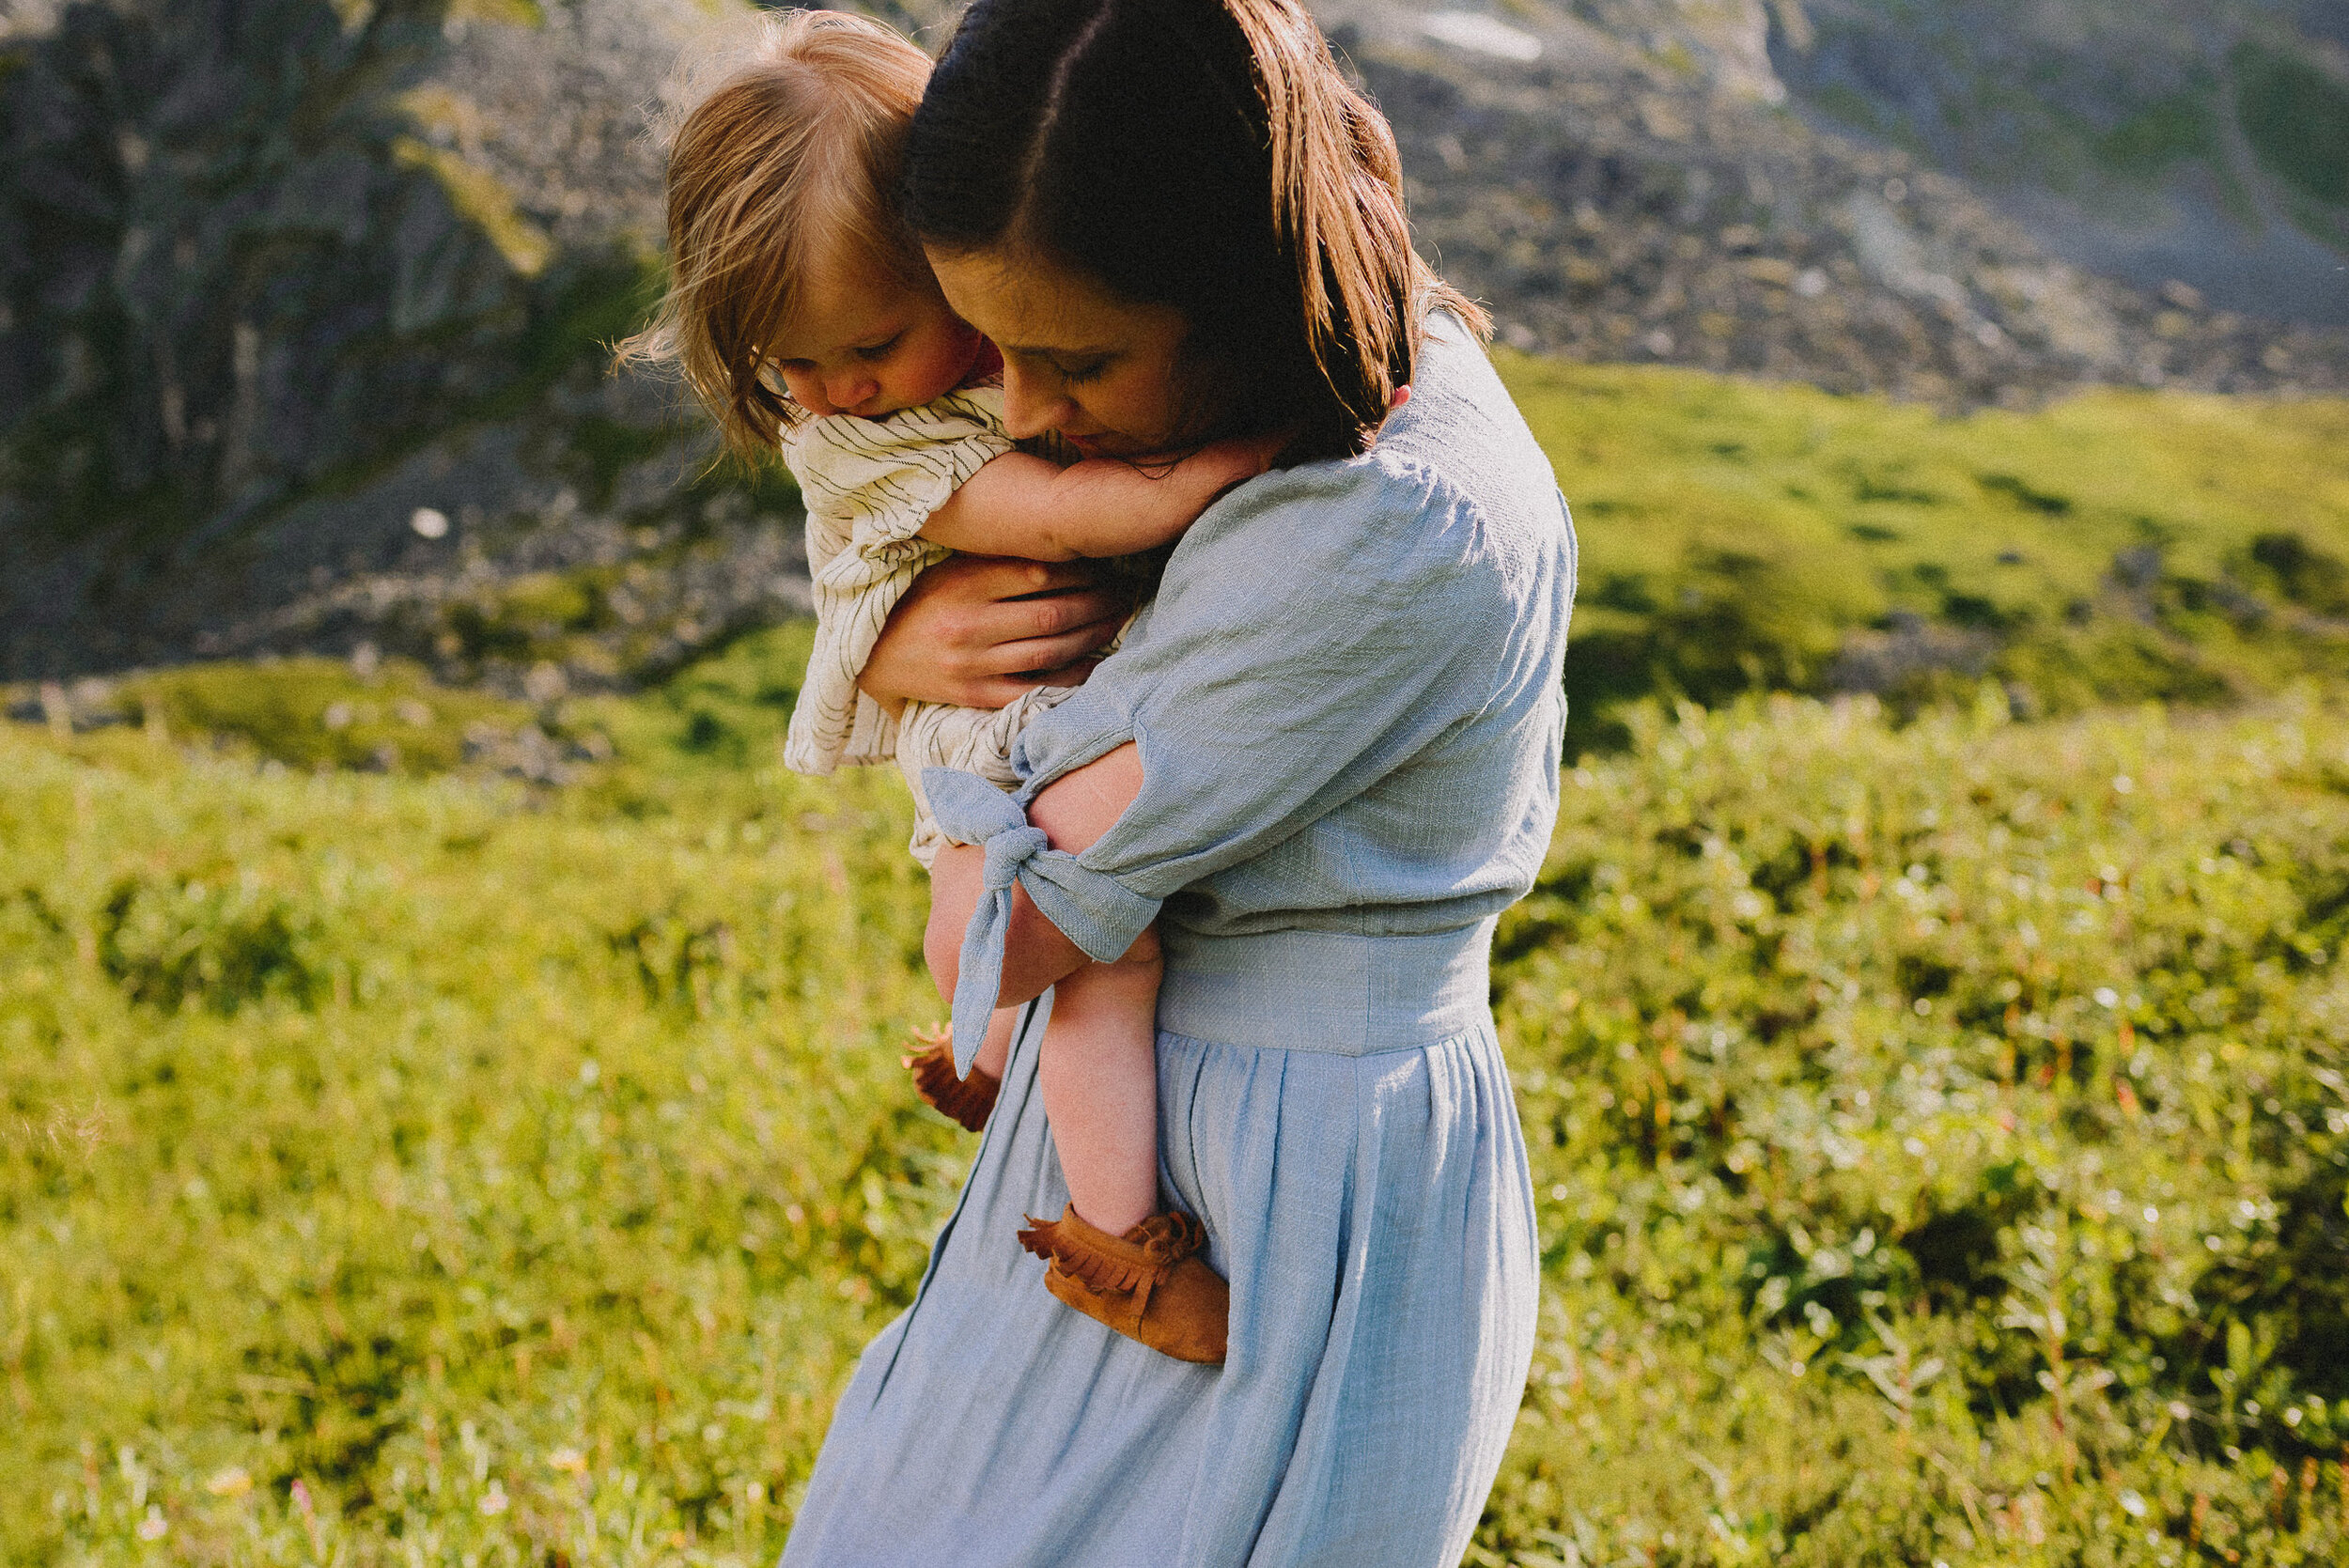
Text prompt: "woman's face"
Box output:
[[926, 245, 1213, 459]]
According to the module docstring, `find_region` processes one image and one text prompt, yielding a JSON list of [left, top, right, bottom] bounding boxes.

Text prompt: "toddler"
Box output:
[[628, 10, 1252, 1362]]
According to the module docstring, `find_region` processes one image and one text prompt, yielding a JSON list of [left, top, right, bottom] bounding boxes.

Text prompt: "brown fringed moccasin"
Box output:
[[902, 1026, 999, 1133], [1017, 1204, 1229, 1364]]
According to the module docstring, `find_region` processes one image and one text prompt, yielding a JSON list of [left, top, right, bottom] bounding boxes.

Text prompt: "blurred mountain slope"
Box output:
[[1767, 0, 2349, 325], [1322, 0, 2349, 399], [0, 0, 808, 683]]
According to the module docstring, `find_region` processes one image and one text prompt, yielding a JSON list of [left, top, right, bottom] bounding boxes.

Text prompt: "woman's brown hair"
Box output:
[[619, 10, 936, 459], [903, 0, 1486, 462]]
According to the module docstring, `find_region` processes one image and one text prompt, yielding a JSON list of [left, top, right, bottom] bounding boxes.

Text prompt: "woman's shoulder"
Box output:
[[1194, 316, 1566, 599], [1375, 315, 1564, 528]]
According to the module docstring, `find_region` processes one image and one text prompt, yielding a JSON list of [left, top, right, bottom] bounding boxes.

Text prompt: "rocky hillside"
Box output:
[[1, 0, 810, 686], [1769, 0, 2349, 326], [1326, 0, 2349, 403], [4, 0, 2345, 688]]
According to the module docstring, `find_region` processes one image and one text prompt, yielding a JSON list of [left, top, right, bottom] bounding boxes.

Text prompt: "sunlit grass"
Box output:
[[1498, 356, 2349, 744], [3, 662, 946, 1564], [6, 656, 2346, 1564], [1481, 689, 2349, 1566]]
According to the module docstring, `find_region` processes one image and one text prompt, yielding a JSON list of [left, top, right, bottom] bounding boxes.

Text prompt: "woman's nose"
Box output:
[[998, 365, 1066, 441]]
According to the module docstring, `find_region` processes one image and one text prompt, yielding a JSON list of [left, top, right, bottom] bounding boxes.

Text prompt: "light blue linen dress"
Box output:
[[779, 315, 1577, 1568]]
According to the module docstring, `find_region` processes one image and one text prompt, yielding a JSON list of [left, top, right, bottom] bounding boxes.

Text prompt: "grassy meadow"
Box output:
[[6, 366, 2349, 1566], [1504, 357, 2349, 748]]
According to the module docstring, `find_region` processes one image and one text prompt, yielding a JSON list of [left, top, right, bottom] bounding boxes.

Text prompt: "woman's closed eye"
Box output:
[[1053, 355, 1109, 385]]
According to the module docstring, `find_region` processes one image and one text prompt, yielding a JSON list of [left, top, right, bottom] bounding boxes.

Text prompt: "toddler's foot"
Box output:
[[903, 1026, 999, 1133], [1017, 1204, 1228, 1364]]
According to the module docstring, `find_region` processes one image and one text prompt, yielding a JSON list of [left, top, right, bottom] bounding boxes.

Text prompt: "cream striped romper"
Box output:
[[778, 385, 1079, 866]]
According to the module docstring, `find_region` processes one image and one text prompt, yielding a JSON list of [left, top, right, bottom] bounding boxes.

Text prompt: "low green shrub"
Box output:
[[111, 659, 535, 776], [2232, 40, 2349, 208]]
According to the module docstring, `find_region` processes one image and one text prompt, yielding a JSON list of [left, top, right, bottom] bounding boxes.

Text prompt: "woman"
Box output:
[[781, 1, 1576, 1561]]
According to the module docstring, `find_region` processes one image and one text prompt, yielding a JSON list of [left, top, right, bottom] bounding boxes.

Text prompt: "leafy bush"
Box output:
[[96, 871, 323, 1016], [111, 658, 537, 775], [2233, 41, 2349, 207], [2248, 533, 2349, 618]]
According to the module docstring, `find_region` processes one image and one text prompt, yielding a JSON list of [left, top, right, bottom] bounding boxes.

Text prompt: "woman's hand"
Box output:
[[859, 555, 1127, 716]]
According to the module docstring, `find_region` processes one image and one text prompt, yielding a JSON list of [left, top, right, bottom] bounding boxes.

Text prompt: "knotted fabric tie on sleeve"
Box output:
[[924, 768, 1160, 1076]]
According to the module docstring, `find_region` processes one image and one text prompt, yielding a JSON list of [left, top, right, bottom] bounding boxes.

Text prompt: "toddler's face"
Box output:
[[768, 259, 985, 420]]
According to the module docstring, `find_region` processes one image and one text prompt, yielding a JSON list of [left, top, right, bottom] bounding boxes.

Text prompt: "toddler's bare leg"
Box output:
[[1038, 933, 1163, 1236], [972, 1005, 1019, 1080]]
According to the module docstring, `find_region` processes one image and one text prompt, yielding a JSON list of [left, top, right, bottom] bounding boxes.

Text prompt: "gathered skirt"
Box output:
[[780, 924, 1540, 1568]]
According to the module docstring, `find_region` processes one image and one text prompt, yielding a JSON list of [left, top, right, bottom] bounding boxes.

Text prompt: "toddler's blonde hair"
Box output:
[[623, 9, 935, 458]]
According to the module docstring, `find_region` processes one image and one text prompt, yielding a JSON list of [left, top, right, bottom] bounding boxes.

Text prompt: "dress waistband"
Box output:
[[1153, 918, 1496, 1057]]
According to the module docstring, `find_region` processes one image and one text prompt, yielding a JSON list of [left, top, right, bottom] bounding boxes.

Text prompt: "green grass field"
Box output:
[[7, 653, 2348, 1565], [1502, 357, 2349, 749], [7, 365, 2349, 1565]]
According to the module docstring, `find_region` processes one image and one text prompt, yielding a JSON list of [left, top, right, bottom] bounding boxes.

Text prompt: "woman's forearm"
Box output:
[[926, 861, 1088, 1007], [924, 743, 1146, 1007]]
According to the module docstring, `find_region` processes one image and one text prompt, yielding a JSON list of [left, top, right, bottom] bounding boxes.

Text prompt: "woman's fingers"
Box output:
[[957, 657, 1104, 709], [860, 554, 1127, 711], [972, 605, 1124, 675], [948, 560, 1122, 681]]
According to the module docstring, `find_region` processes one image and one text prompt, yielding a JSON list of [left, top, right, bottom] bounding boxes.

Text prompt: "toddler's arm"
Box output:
[[918, 435, 1283, 562]]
